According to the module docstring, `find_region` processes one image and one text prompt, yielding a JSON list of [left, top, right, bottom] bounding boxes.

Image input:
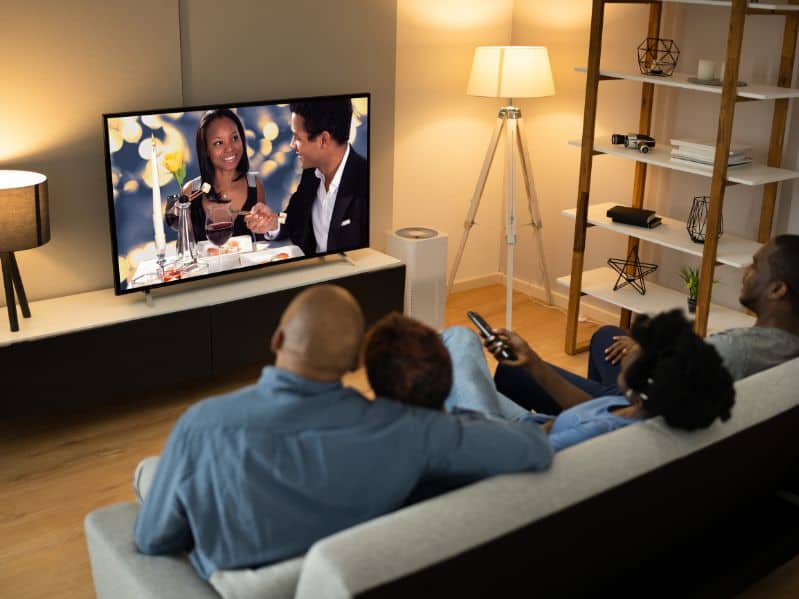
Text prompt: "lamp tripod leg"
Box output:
[[505, 117, 518, 330], [1, 252, 20, 332], [447, 114, 507, 294], [515, 115, 553, 305], [9, 252, 30, 318]]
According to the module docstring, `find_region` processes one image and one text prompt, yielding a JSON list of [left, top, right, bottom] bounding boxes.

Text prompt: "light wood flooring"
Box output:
[[0, 285, 796, 597]]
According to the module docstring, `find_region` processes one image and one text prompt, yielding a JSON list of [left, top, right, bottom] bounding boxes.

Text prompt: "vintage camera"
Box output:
[[611, 133, 656, 153]]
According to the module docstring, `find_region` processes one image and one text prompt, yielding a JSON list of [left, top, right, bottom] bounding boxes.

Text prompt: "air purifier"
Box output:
[[385, 227, 448, 330]]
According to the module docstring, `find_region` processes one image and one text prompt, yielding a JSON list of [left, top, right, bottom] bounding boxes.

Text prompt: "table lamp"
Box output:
[[448, 46, 555, 329], [0, 170, 50, 332]]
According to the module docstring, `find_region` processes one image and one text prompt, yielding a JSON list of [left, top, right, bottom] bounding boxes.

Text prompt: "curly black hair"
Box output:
[[364, 313, 452, 410], [624, 309, 735, 430]]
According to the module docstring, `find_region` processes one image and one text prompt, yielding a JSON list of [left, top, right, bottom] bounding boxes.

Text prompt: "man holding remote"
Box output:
[[493, 235, 799, 414]]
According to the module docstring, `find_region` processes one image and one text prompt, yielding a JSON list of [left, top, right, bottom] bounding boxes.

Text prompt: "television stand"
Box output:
[[337, 252, 357, 267], [0, 249, 405, 414]]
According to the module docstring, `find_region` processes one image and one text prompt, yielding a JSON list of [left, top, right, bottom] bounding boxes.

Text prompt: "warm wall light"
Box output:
[[450, 46, 555, 329], [0, 170, 50, 332], [467, 46, 555, 100]]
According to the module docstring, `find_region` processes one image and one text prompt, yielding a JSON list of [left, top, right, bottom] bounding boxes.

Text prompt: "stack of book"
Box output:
[[670, 138, 752, 167]]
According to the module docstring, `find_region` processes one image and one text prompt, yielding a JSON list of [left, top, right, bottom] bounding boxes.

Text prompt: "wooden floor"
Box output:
[[1, 285, 797, 597]]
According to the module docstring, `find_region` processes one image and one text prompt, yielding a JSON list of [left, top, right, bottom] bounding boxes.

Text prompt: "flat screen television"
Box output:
[[103, 92, 370, 295]]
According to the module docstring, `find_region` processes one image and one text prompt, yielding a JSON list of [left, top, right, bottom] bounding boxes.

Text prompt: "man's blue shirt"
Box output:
[[134, 366, 552, 579]]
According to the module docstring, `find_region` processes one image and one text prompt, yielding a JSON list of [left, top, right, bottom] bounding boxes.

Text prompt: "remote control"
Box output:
[[466, 311, 516, 361]]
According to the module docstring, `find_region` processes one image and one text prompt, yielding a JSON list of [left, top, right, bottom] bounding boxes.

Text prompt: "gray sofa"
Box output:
[[85, 356, 799, 598]]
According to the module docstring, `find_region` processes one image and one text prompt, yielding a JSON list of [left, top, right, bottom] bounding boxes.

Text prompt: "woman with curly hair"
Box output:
[[473, 309, 736, 450]]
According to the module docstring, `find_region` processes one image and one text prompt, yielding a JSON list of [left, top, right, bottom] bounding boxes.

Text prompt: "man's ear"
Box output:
[[768, 280, 789, 301], [271, 329, 284, 354], [319, 131, 331, 148]]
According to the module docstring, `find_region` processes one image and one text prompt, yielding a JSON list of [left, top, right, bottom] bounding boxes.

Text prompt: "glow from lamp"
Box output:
[[467, 46, 555, 100]]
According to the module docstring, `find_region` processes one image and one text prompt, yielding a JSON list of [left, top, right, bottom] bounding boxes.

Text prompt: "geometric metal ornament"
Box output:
[[686, 195, 723, 244], [607, 245, 659, 295], [637, 37, 680, 77]]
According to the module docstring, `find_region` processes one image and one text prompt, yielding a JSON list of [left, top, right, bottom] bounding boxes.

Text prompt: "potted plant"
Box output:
[[679, 266, 700, 313]]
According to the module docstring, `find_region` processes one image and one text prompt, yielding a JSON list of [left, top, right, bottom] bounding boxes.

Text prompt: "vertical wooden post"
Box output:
[[695, 0, 747, 337], [758, 7, 799, 242], [565, 0, 605, 355], [619, 1, 663, 331]]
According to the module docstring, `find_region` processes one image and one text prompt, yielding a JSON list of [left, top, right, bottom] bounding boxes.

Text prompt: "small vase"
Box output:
[[176, 197, 199, 270], [687, 296, 697, 314]]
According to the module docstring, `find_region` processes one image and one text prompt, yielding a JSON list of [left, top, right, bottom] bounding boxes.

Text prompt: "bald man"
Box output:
[[133, 285, 552, 582]]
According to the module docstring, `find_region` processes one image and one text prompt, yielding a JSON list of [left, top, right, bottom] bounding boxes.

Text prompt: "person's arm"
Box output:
[[425, 411, 553, 480], [133, 420, 194, 555], [548, 419, 614, 452], [487, 329, 592, 410]]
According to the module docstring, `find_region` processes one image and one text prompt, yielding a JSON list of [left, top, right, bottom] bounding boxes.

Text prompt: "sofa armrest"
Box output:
[[84, 502, 220, 599]]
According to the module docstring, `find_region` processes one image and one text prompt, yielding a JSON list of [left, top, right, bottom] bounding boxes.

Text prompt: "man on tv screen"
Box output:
[[248, 98, 368, 255]]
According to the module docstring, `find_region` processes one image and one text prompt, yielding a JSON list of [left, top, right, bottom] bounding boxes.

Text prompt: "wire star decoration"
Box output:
[[607, 246, 658, 295]]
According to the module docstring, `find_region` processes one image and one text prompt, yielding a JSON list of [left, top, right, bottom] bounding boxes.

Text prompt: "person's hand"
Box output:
[[245, 202, 278, 234], [604, 335, 640, 365], [485, 328, 542, 368]]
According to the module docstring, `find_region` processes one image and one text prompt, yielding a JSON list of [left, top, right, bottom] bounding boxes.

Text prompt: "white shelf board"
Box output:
[[562, 202, 760, 268], [574, 67, 799, 100], [568, 138, 799, 186], [0, 248, 401, 348], [557, 267, 755, 333], [660, 0, 799, 10]]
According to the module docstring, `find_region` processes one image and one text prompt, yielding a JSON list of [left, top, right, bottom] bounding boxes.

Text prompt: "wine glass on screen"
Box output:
[[205, 204, 234, 250]]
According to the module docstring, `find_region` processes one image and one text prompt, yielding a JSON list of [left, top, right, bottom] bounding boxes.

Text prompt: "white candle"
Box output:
[[697, 59, 716, 81], [150, 136, 166, 257]]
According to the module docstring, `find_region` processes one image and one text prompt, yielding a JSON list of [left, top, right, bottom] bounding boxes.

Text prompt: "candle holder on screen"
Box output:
[[637, 37, 680, 77], [686, 195, 723, 244]]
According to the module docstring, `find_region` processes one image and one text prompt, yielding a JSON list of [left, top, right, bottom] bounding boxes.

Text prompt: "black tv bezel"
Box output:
[[102, 91, 371, 296]]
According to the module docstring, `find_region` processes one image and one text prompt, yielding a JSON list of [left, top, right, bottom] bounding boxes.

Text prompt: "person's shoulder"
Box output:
[[346, 147, 367, 172], [178, 384, 261, 431]]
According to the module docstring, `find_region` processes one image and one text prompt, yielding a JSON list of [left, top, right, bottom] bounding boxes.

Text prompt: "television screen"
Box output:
[[103, 92, 369, 294]]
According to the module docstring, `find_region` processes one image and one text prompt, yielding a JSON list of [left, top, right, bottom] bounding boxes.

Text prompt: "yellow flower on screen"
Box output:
[[163, 150, 187, 189]]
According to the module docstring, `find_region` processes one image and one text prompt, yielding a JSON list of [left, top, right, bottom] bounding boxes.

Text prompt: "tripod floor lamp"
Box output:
[[448, 46, 554, 330]]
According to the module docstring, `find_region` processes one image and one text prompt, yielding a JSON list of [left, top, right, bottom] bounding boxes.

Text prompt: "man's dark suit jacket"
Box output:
[[278, 147, 368, 256]]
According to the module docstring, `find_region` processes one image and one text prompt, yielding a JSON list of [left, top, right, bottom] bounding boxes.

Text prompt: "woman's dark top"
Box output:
[[190, 173, 259, 242]]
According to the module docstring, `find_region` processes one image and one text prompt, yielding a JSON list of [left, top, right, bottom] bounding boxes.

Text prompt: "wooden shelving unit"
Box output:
[[564, 0, 799, 354]]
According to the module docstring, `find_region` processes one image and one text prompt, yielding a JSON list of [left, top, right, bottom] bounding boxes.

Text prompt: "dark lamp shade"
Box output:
[[0, 170, 50, 252]]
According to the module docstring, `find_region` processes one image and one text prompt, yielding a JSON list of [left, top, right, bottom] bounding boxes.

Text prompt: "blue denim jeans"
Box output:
[[494, 325, 624, 415], [441, 326, 533, 421]]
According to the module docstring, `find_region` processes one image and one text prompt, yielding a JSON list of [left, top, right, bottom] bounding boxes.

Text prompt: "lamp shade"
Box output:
[[0, 170, 50, 252], [467, 46, 555, 99]]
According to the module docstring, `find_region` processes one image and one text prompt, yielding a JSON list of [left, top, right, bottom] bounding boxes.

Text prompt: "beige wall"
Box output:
[[1, 0, 182, 303], [393, 0, 514, 283], [393, 0, 650, 311], [1, 0, 396, 306], [179, 0, 396, 254], [395, 1, 799, 318]]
